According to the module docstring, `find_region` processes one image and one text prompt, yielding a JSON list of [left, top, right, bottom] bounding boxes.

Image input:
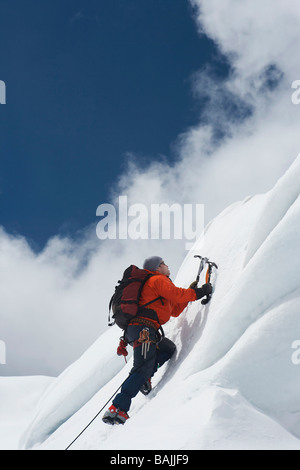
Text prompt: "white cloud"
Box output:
[[190, 0, 300, 77], [115, 0, 300, 221]]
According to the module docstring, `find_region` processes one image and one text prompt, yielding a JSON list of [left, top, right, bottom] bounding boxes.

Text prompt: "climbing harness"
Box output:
[[138, 327, 154, 359]]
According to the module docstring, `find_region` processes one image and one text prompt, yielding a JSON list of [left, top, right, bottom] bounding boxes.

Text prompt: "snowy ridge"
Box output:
[[184, 158, 300, 371], [245, 153, 300, 264], [0, 376, 52, 450], [14, 154, 300, 449]]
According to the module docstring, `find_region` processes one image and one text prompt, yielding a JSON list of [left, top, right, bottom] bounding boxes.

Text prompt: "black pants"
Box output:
[[113, 324, 176, 412]]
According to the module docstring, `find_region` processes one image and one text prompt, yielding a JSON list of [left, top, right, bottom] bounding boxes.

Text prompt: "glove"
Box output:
[[117, 338, 128, 357], [189, 280, 198, 289], [193, 282, 212, 300]]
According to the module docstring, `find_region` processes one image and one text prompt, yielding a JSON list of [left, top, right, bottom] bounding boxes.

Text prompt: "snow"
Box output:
[[0, 376, 53, 450], [1, 154, 300, 450]]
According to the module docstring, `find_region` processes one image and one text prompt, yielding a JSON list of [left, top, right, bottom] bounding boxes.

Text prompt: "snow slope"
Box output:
[[4, 154, 300, 450], [0, 376, 52, 450]]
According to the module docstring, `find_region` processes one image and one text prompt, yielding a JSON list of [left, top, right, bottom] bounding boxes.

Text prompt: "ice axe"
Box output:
[[193, 255, 208, 284], [201, 260, 218, 305]]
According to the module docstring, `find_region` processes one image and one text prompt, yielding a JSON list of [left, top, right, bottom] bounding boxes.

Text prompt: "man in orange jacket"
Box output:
[[102, 256, 212, 425]]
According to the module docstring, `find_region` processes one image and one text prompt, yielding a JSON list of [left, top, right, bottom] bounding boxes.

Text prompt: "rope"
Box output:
[[65, 324, 162, 450], [65, 374, 128, 450]]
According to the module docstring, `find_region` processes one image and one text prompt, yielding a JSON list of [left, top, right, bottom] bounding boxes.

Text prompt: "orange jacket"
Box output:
[[138, 271, 197, 328]]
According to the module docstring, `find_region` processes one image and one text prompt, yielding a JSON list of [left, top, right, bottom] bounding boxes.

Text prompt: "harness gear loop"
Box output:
[[138, 327, 154, 359]]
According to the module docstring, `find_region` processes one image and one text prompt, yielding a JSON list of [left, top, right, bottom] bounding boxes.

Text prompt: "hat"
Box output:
[[143, 256, 163, 272]]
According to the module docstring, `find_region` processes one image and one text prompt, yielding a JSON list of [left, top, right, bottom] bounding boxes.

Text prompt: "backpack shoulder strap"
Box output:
[[139, 273, 164, 308]]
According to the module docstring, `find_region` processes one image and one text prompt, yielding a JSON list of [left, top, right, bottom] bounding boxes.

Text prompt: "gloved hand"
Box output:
[[117, 338, 128, 357], [193, 282, 212, 300]]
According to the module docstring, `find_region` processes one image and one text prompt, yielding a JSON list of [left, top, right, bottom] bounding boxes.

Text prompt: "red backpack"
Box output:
[[108, 265, 162, 330]]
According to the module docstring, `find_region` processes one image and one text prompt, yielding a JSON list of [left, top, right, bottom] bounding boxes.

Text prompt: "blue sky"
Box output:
[[0, 0, 224, 248]]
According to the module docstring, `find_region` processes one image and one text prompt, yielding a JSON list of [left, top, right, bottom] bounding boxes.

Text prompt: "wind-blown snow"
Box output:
[[2, 154, 300, 450]]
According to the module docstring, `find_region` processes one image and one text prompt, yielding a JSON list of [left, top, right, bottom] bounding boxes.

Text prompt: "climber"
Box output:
[[102, 255, 212, 425]]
